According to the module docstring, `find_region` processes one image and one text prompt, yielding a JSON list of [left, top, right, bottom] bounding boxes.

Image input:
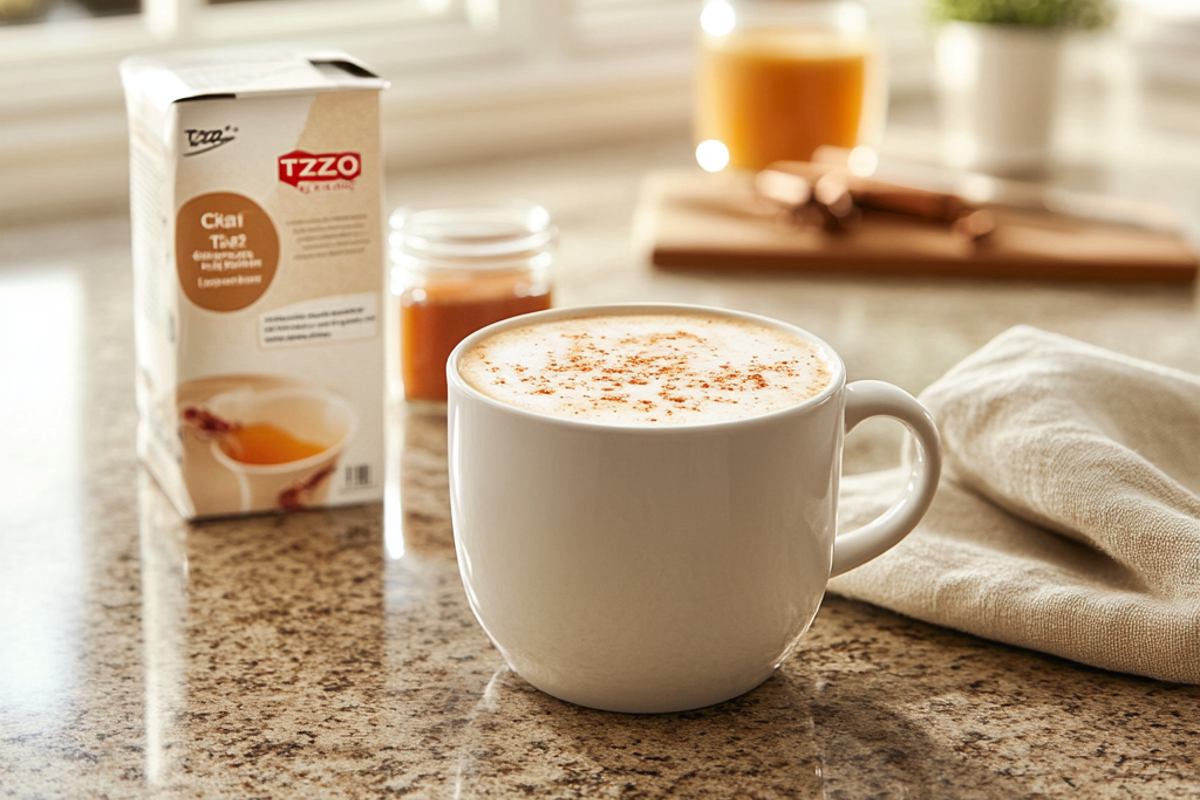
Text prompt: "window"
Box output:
[[0, 0, 933, 220], [0, 0, 700, 219]]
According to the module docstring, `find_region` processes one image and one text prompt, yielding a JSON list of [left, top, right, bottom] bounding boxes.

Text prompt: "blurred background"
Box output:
[[2, 0, 1198, 223]]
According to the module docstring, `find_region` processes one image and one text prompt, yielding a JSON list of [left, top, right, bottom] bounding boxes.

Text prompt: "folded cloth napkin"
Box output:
[[830, 326, 1200, 684]]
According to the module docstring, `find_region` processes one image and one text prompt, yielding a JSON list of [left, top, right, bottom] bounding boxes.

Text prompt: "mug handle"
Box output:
[[831, 380, 942, 577]]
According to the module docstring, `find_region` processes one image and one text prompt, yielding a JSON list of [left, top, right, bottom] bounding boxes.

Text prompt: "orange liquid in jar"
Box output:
[[219, 423, 326, 465], [696, 28, 869, 171], [401, 278, 551, 403]]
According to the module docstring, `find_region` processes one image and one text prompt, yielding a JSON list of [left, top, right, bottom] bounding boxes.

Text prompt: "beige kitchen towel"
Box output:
[[830, 326, 1200, 684]]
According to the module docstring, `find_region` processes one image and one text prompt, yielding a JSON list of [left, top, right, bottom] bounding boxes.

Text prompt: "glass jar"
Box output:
[[387, 201, 556, 405], [693, 0, 885, 173]]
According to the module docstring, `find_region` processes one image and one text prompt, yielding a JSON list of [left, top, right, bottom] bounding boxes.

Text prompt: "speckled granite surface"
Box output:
[[3, 115, 1200, 797]]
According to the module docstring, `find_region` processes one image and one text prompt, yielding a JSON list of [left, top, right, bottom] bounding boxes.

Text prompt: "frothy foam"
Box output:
[[458, 312, 833, 424]]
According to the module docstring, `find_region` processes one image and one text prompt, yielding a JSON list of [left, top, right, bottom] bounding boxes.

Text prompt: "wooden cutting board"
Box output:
[[634, 169, 1199, 282]]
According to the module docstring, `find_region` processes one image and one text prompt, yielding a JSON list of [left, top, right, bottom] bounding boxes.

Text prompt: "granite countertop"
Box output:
[[4, 94, 1200, 797]]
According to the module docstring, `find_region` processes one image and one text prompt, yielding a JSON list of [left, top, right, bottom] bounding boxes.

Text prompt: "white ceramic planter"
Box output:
[[935, 21, 1065, 176]]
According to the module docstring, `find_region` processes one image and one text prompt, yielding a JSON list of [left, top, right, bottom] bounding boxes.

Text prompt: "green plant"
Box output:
[[929, 0, 1113, 29], [0, 0, 49, 23]]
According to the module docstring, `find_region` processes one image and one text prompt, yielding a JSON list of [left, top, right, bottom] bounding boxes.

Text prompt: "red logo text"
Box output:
[[277, 150, 362, 187]]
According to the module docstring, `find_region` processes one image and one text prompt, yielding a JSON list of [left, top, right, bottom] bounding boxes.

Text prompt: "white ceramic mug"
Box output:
[[446, 304, 941, 713]]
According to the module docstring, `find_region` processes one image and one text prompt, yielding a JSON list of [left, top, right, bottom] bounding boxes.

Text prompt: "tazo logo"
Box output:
[[277, 150, 362, 188], [184, 126, 237, 156]]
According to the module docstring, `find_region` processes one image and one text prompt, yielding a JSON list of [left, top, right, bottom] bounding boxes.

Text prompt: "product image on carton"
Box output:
[[121, 49, 389, 519]]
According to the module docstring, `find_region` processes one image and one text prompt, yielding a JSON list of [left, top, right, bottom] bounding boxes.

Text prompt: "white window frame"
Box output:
[[0, 0, 701, 220], [0, 0, 934, 221]]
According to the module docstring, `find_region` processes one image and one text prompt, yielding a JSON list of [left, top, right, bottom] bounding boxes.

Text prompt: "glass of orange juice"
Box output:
[[694, 0, 886, 173]]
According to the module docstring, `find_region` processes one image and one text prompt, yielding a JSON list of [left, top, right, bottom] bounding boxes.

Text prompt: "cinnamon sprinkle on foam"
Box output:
[[460, 313, 832, 424]]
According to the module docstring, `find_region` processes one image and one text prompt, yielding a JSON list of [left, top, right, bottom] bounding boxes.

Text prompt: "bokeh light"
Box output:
[[696, 139, 730, 172]]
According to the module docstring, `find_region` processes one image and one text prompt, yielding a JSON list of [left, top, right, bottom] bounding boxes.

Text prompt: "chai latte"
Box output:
[[459, 312, 832, 424]]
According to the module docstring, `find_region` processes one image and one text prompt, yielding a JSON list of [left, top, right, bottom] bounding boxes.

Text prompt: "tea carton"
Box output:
[[121, 49, 388, 518]]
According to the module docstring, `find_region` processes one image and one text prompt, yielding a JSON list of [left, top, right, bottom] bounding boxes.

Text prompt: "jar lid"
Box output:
[[389, 202, 557, 267]]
